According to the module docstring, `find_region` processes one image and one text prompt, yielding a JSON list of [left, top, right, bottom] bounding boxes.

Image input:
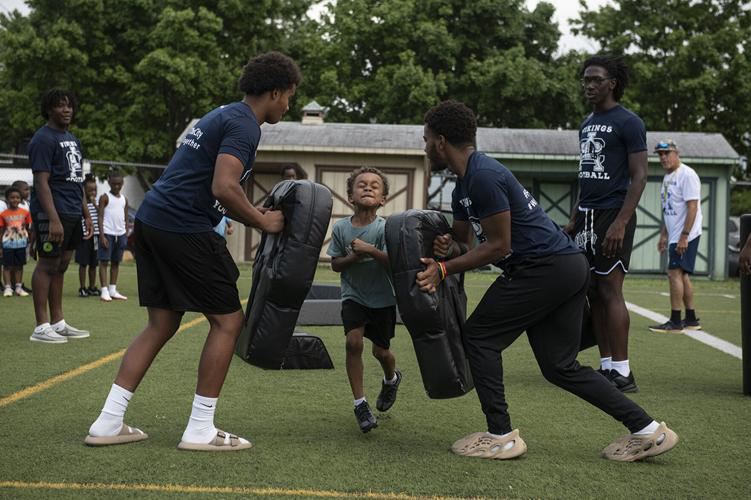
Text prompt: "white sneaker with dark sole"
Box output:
[[30, 327, 68, 344], [56, 324, 90, 339]]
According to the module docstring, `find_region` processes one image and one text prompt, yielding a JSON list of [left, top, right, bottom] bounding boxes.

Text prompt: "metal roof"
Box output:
[[259, 121, 740, 163]]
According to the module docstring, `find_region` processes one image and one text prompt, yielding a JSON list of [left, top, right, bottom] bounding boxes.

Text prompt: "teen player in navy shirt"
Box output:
[[418, 101, 677, 462], [28, 89, 93, 344], [87, 52, 301, 451], [565, 55, 648, 393]]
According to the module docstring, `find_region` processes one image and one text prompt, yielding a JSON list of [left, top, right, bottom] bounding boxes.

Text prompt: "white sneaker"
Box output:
[[55, 323, 90, 339], [100, 289, 112, 302], [30, 326, 68, 344], [3, 287, 12, 297], [110, 290, 128, 300], [15, 287, 29, 297]]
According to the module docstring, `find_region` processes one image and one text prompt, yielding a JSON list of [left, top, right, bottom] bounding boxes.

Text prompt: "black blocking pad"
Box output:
[[281, 333, 334, 369], [235, 180, 333, 369], [385, 209, 474, 399]]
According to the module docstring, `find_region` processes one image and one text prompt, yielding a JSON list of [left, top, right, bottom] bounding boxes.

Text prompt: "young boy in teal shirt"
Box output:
[[328, 167, 402, 433]]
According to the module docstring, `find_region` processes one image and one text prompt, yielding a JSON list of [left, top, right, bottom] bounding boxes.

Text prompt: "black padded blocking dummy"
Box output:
[[385, 209, 474, 399], [235, 180, 333, 369], [281, 333, 334, 369]]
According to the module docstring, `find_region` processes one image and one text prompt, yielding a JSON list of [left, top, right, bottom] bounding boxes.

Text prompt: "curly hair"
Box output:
[[346, 167, 390, 198], [280, 163, 308, 180], [423, 100, 477, 146], [238, 51, 302, 96], [40, 89, 77, 120], [4, 186, 21, 200], [582, 55, 630, 102]]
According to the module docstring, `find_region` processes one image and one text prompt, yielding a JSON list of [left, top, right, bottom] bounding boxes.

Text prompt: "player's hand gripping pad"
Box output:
[[235, 180, 333, 369], [385, 210, 474, 398]]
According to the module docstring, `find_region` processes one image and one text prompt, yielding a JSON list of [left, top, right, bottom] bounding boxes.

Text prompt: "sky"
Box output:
[[0, 0, 606, 52]]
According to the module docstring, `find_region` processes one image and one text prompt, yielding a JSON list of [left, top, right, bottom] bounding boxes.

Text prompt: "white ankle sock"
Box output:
[[383, 372, 398, 384], [611, 360, 630, 377], [634, 420, 659, 436], [108, 284, 116, 294], [488, 430, 517, 451], [353, 397, 366, 407], [599, 357, 612, 370], [51, 319, 66, 332], [34, 323, 51, 334], [181, 394, 219, 444], [89, 384, 133, 437]]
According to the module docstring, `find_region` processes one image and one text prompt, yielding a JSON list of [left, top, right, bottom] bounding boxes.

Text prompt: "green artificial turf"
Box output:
[[0, 263, 748, 499]]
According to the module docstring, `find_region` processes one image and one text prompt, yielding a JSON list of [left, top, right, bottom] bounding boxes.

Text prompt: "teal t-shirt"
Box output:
[[327, 215, 395, 308]]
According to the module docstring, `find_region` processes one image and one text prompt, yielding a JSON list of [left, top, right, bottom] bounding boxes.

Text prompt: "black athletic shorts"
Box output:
[[341, 299, 396, 350], [32, 211, 82, 258], [2, 247, 27, 267], [134, 219, 241, 314], [75, 235, 98, 266], [572, 207, 636, 275]]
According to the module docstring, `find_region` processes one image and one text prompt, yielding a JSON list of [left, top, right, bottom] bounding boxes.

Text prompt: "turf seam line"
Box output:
[[0, 315, 207, 408], [0, 480, 476, 500], [626, 301, 742, 359]]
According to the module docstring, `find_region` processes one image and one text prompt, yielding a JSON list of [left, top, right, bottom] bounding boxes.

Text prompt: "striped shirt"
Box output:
[[81, 201, 99, 235]]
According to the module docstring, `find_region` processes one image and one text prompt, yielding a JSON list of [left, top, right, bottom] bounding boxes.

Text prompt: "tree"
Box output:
[[0, 0, 316, 170], [571, 0, 751, 162], [303, 0, 586, 128]]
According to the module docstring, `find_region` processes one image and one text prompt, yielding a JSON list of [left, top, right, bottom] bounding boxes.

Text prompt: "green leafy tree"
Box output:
[[304, 0, 585, 127], [0, 0, 315, 172]]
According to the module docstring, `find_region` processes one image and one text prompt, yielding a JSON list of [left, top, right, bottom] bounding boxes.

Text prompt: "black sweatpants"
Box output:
[[464, 252, 653, 435]]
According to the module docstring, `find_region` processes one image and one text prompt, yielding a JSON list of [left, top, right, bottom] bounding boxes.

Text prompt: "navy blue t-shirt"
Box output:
[[578, 105, 646, 209], [28, 125, 85, 218], [137, 102, 260, 232], [451, 152, 580, 269]]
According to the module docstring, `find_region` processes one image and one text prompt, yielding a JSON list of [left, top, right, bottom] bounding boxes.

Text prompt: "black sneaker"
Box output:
[[648, 320, 684, 334], [683, 319, 701, 331], [608, 370, 638, 393], [354, 401, 377, 433], [376, 369, 402, 412], [88, 286, 100, 296], [78, 287, 89, 297], [596, 368, 611, 379]]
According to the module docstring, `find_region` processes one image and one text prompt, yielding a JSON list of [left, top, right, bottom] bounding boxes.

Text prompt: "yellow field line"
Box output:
[[0, 481, 478, 500], [0, 315, 207, 408]]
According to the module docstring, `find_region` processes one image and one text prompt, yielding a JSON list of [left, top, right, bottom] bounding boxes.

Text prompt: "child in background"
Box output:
[[0, 187, 33, 297], [327, 167, 402, 433], [0, 195, 5, 290], [213, 216, 234, 239], [11, 180, 32, 293], [76, 175, 99, 296], [98, 171, 129, 301], [12, 180, 31, 210]]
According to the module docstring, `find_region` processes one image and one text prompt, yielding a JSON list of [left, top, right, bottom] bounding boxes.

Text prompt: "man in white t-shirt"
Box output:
[[649, 140, 703, 333]]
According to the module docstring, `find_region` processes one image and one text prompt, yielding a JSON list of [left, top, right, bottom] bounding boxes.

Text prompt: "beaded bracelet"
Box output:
[[438, 261, 448, 281]]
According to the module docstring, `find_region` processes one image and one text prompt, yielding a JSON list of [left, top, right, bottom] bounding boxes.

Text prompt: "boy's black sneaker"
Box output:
[[596, 368, 611, 379], [608, 370, 638, 393], [683, 319, 702, 330], [78, 287, 89, 297], [354, 401, 377, 433], [88, 286, 100, 296], [648, 320, 684, 334], [376, 369, 402, 412]]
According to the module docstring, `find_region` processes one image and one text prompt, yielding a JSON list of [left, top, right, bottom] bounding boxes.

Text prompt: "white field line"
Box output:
[[626, 301, 742, 360]]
